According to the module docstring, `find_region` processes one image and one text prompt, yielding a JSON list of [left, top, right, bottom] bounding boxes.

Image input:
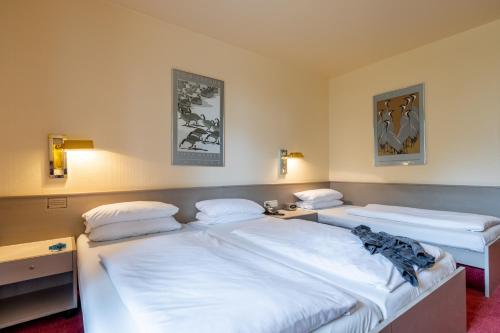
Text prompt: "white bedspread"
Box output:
[[317, 206, 500, 252], [99, 231, 356, 333], [232, 219, 443, 292], [347, 204, 500, 232]]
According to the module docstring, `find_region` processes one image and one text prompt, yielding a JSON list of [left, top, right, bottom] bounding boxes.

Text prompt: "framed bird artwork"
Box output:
[[373, 83, 425, 166], [172, 69, 224, 166]]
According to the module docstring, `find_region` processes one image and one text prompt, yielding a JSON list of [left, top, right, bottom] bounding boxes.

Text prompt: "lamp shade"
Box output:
[[62, 140, 94, 150], [287, 152, 304, 158]]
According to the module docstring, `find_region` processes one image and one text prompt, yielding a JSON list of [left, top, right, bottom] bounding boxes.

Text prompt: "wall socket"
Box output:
[[263, 200, 278, 208]]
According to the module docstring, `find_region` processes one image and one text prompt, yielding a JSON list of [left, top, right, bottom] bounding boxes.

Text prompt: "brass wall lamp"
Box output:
[[279, 149, 304, 175], [48, 134, 94, 178]]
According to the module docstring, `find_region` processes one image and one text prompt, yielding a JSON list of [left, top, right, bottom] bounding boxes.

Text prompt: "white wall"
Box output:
[[329, 20, 500, 186], [0, 0, 329, 197]]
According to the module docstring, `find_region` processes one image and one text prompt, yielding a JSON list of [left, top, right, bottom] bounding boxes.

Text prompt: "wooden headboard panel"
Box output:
[[0, 182, 329, 246]]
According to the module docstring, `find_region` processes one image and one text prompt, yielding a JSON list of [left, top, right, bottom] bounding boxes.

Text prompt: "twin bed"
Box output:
[[78, 211, 465, 333], [316, 205, 500, 297]]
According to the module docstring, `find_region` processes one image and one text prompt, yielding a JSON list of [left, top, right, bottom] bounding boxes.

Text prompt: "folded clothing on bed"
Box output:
[[347, 204, 500, 232], [352, 225, 435, 287], [99, 231, 356, 333]]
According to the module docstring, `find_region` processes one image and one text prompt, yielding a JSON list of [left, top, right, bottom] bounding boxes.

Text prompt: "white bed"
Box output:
[[317, 206, 500, 253], [316, 205, 500, 297], [189, 216, 456, 319], [77, 226, 382, 333]]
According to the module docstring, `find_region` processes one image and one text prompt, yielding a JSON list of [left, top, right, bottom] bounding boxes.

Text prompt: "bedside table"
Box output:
[[0, 237, 77, 329], [274, 208, 318, 222]]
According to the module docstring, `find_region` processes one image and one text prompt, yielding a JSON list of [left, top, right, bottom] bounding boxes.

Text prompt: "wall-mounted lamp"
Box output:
[[279, 149, 304, 175], [62, 140, 94, 150], [48, 134, 94, 178]]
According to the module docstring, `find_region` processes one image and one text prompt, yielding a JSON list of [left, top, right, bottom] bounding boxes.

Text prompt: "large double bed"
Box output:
[[78, 226, 381, 333], [77, 216, 465, 333]]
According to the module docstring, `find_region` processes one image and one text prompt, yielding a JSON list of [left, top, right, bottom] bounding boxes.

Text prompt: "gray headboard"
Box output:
[[0, 181, 329, 246], [331, 181, 500, 217]]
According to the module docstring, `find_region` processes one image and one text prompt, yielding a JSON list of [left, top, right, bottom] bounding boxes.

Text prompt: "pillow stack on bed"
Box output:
[[82, 201, 181, 241], [294, 189, 343, 210], [195, 198, 265, 224]]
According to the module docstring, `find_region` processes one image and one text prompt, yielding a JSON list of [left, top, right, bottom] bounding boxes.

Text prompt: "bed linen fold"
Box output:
[[347, 204, 500, 232], [231, 219, 444, 292], [99, 231, 356, 333]]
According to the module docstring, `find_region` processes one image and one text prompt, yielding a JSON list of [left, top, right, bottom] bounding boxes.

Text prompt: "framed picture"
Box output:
[[373, 83, 425, 166], [172, 69, 224, 166]]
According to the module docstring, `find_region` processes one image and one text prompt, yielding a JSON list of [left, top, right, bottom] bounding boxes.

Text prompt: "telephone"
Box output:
[[264, 204, 284, 216]]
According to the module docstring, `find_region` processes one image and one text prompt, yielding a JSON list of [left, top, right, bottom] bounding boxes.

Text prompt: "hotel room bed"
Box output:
[[316, 205, 500, 297], [189, 217, 457, 320], [77, 227, 383, 333]]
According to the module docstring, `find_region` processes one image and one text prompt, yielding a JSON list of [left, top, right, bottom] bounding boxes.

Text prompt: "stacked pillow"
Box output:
[[294, 189, 343, 210], [195, 198, 265, 225], [82, 201, 181, 241]]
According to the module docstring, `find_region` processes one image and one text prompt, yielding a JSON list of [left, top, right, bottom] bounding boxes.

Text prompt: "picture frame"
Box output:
[[172, 69, 224, 166], [373, 83, 425, 166]]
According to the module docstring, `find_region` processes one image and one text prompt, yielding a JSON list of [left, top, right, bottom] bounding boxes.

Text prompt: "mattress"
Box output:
[[77, 226, 382, 333], [317, 205, 500, 253], [189, 217, 456, 319]]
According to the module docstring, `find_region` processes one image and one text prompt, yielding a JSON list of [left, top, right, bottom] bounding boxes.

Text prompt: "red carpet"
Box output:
[[3, 267, 500, 333], [464, 265, 500, 333], [2, 311, 83, 333]]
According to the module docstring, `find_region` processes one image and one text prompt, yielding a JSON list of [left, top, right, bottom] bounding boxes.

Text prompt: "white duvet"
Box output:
[[99, 231, 356, 333], [232, 219, 444, 292], [347, 204, 500, 232]]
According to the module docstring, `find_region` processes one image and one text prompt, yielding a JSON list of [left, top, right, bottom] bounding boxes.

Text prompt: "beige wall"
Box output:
[[0, 0, 329, 197], [329, 20, 500, 186]]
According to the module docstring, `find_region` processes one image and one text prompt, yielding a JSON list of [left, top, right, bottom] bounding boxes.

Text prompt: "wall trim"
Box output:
[[0, 181, 330, 246], [330, 181, 500, 217], [0, 181, 331, 200], [331, 180, 500, 190]]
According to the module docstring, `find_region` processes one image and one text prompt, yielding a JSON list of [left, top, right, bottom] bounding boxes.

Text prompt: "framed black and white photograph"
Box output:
[[172, 69, 224, 166], [373, 83, 425, 166]]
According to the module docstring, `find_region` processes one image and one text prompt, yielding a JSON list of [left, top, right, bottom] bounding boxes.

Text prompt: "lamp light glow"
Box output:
[[48, 134, 95, 178]]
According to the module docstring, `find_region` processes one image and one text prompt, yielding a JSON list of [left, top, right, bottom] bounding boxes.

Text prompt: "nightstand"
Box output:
[[0, 237, 77, 329], [274, 208, 318, 222]]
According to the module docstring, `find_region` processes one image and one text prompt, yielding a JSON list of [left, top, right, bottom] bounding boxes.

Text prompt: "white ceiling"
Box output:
[[110, 0, 500, 77]]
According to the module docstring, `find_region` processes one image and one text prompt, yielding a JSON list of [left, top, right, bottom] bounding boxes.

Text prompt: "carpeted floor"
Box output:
[[4, 267, 499, 333], [467, 287, 500, 333]]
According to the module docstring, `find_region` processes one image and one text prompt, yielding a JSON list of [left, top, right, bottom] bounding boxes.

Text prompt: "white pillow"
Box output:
[[296, 200, 343, 210], [195, 199, 264, 217], [294, 189, 343, 202], [82, 201, 179, 232], [196, 212, 264, 225], [88, 217, 182, 242]]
